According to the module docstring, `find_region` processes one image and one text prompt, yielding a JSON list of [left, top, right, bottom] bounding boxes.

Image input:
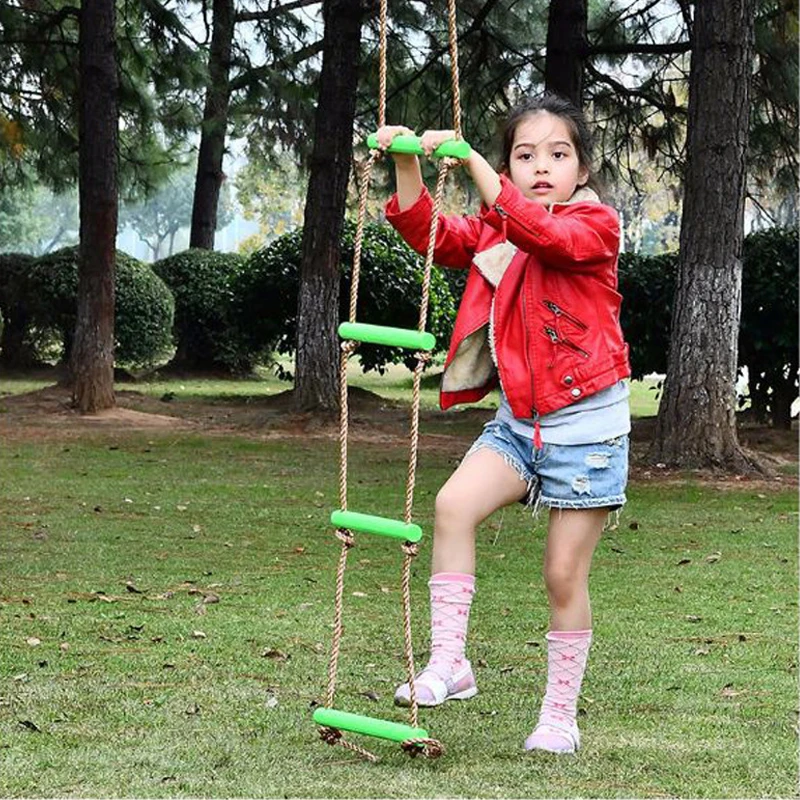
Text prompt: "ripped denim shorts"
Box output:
[[465, 419, 629, 513]]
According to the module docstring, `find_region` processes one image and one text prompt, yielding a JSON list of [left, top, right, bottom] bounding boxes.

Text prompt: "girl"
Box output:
[[375, 93, 630, 755]]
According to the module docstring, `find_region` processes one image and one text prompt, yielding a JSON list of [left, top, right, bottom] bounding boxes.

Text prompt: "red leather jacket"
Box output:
[[386, 174, 631, 421]]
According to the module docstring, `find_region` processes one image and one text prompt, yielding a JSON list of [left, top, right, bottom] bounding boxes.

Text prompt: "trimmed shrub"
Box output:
[[153, 248, 258, 374], [740, 226, 799, 428], [0, 252, 46, 367], [5, 246, 174, 368], [235, 221, 458, 375], [617, 251, 678, 380], [618, 226, 798, 427]]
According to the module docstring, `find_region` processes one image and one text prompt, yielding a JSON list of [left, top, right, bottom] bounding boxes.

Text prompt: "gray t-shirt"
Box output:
[[495, 380, 631, 445]]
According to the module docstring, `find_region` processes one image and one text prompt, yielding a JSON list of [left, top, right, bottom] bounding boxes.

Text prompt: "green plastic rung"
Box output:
[[366, 132, 472, 160], [339, 321, 435, 351], [331, 510, 422, 543], [313, 707, 428, 744]]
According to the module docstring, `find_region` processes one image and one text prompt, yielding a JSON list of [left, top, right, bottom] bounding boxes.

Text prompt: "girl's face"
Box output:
[[506, 112, 589, 205]]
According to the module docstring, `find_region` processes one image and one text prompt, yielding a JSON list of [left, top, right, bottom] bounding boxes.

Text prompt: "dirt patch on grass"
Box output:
[[2, 381, 797, 489]]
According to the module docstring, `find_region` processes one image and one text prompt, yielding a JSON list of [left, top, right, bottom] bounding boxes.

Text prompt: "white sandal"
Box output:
[[524, 720, 581, 754], [394, 662, 478, 707]]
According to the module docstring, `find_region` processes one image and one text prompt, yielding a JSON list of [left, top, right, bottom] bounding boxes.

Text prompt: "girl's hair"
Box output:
[[498, 92, 599, 193]]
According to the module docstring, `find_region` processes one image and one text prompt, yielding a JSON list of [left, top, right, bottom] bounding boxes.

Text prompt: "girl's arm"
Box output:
[[419, 130, 501, 206], [377, 125, 482, 268], [375, 125, 424, 211]]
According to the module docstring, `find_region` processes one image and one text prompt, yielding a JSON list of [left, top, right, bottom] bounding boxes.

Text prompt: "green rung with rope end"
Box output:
[[366, 133, 472, 160], [313, 707, 428, 744], [331, 510, 422, 543], [338, 322, 435, 351]]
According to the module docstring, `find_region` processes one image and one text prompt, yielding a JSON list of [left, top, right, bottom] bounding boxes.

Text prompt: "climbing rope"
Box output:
[[318, 0, 465, 763]]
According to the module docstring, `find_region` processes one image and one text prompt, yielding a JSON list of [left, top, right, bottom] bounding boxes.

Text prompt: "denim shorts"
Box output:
[[465, 420, 629, 513]]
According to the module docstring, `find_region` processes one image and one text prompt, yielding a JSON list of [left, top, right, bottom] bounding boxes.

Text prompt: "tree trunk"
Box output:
[[293, 0, 365, 413], [70, 0, 118, 413], [544, 0, 587, 105], [649, 0, 758, 471], [189, 0, 234, 250]]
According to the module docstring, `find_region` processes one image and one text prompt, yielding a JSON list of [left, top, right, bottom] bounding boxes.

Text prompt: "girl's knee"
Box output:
[[435, 485, 478, 529], [543, 559, 586, 605]]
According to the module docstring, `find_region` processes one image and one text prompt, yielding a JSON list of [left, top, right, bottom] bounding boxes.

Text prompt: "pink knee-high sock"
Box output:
[[538, 629, 592, 728], [426, 572, 475, 676]]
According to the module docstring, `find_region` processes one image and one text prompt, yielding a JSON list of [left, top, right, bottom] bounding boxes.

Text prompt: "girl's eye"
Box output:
[[518, 153, 533, 161], [553, 152, 566, 160]]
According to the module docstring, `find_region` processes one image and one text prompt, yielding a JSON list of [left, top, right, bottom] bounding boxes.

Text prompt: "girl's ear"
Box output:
[[577, 164, 590, 188]]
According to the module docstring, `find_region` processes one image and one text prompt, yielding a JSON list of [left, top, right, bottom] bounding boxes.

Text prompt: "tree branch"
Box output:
[[587, 41, 690, 57], [374, 0, 505, 117], [229, 40, 324, 92], [235, 0, 320, 23]]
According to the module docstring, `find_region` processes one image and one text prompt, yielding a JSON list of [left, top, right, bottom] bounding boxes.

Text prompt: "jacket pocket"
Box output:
[[542, 299, 588, 330], [542, 325, 591, 359]]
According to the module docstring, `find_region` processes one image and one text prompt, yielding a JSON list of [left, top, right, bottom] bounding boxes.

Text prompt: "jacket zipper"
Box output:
[[542, 299, 588, 330], [521, 290, 541, 448], [543, 325, 590, 359], [494, 203, 542, 238]]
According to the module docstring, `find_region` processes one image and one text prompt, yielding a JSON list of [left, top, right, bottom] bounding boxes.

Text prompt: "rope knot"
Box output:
[[414, 350, 433, 366], [402, 541, 419, 558], [319, 726, 341, 746], [335, 528, 355, 548], [402, 737, 445, 759], [341, 340, 359, 356]]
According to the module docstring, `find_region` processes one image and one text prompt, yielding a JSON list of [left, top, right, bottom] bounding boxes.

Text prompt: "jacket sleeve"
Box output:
[[480, 175, 619, 272], [385, 188, 482, 270]]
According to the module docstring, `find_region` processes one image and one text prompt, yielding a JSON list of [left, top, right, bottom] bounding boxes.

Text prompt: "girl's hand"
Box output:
[[375, 124, 415, 151], [419, 129, 458, 156]]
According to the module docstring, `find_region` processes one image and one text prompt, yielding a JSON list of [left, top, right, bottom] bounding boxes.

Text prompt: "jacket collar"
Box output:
[[548, 185, 600, 210]]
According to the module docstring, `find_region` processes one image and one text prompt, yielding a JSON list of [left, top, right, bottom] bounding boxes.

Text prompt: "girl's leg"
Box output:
[[525, 507, 607, 753], [395, 447, 528, 707], [432, 447, 529, 576]]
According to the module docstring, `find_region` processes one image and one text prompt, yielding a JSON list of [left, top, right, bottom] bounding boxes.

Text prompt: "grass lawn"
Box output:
[[0, 374, 797, 798]]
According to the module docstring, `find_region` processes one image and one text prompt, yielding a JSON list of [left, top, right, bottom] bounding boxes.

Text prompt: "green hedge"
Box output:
[[153, 249, 258, 374], [740, 226, 799, 428], [618, 227, 798, 428], [0, 252, 44, 367], [235, 221, 457, 375], [617, 251, 678, 380], [0, 247, 174, 369]]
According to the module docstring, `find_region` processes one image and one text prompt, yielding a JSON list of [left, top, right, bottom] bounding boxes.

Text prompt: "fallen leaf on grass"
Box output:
[[677, 558, 692, 566], [265, 694, 279, 709], [125, 582, 143, 594], [720, 684, 746, 698], [19, 720, 41, 732], [693, 647, 710, 656], [352, 591, 368, 598], [262, 648, 290, 662], [191, 630, 206, 639], [185, 703, 200, 716], [26, 637, 41, 647], [685, 615, 703, 623], [705, 552, 722, 563], [360, 691, 380, 702]]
